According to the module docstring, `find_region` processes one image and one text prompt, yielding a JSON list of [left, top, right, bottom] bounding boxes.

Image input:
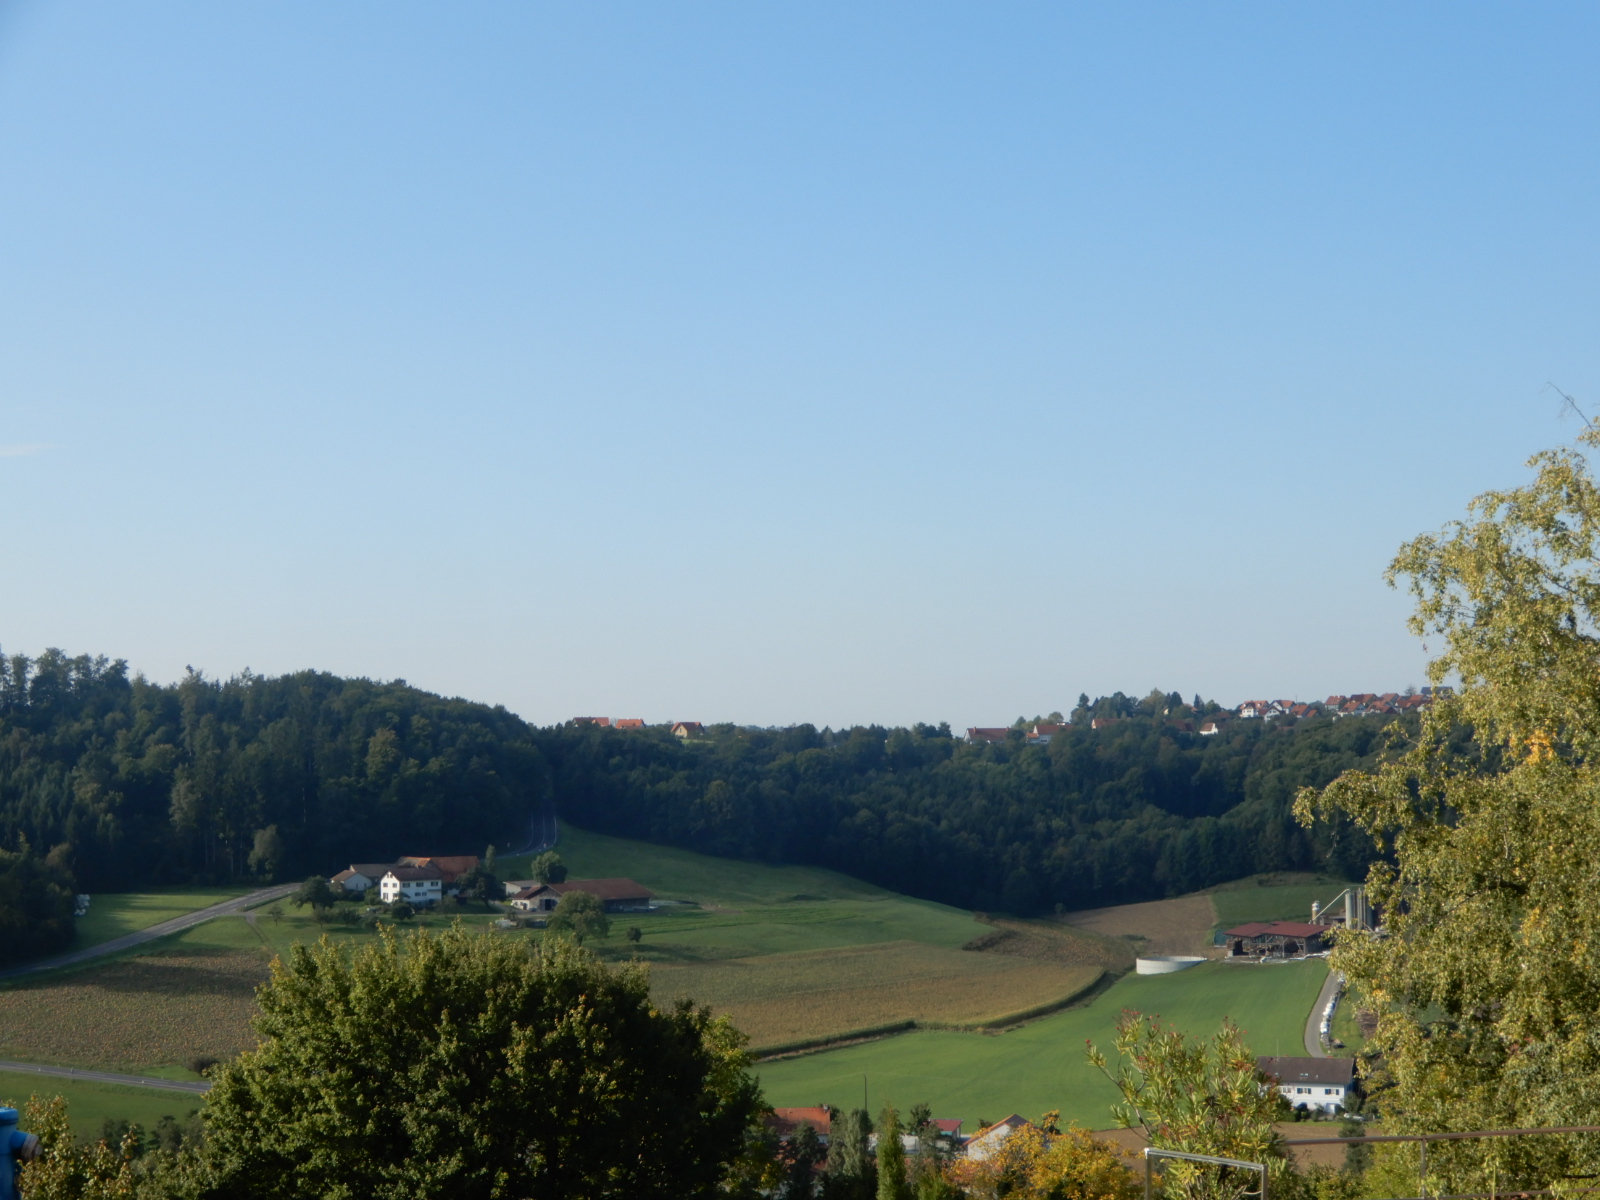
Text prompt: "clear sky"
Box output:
[[2, 2, 1597, 729]]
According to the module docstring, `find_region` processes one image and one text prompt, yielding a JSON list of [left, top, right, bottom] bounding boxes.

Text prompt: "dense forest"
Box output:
[[540, 691, 1396, 913], [0, 649, 547, 900], [0, 650, 1407, 959]]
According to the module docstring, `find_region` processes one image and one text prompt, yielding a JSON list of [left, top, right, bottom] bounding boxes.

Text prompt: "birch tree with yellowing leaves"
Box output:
[[1296, 425, 1600, 1194]]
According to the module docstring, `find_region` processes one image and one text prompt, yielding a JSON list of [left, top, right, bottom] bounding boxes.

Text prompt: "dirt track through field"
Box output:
[[1059, 894, 1220, 957]]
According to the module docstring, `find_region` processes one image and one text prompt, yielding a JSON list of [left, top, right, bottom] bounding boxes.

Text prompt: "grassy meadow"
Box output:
[[757, 957, 1330, 1128], [0, 1074, 201, 1140], [72, 887, 255, 951], [504, 824, 1123, 1050], [1209, 875, 1358, 934]]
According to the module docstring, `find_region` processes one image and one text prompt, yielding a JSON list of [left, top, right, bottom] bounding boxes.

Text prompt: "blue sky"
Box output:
[[2, 2, 1597, 728]]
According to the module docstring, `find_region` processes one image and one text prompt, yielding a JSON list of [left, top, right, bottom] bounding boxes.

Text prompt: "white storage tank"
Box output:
[[1135, 955, 1206, 975]]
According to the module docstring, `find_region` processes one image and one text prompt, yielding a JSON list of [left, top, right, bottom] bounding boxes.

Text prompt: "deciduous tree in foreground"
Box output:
[[190, 924, 765, 1199], [1297, 425, 1600, 1194], [943, 1115, 1142, 1200], [1087, 1014, 1285, 1200]]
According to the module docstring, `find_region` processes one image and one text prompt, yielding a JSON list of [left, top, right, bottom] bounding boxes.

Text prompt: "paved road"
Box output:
[[1303, 966, 1343, 1057], [0, 883, 298, 982], [0, 1059, 209, 1095]]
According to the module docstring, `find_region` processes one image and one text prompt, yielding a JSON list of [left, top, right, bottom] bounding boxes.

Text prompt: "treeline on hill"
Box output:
[[0, 650, 1428, 962], [0, 649, 548, 960], [540, 689, 1413, 914]]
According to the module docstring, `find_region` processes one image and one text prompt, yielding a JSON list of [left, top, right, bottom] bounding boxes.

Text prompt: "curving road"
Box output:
[[1303, 965, 1343, 1057], [0, 1059, 209, 1095], [0, 883, 297, 983]]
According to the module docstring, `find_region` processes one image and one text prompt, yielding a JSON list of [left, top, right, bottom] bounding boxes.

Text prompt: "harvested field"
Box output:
[[969, 917, 1134, 971], [650, 940, 1102, 1050], [0, 947, 269, 1073], [1059, 894, 1220, 957]]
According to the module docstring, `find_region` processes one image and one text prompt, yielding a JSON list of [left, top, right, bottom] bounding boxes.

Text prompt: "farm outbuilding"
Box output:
[[1224, 921, 1327, 959]]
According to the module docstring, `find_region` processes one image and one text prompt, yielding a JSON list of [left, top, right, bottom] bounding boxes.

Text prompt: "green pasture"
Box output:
[[500, 822, 990, 957], [0, 1072, 201, 1140], [175, 903, 505, 960], [757, 958, 1329, 1127], [500, 823, 906, 910], [72, 888, 255, 951]]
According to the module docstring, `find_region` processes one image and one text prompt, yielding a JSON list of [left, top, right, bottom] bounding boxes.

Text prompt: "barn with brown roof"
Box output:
[[508, 877, 655, 913], [1225, 920, 1327, 959]]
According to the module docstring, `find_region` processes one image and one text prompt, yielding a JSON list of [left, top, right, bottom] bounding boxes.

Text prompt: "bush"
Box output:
[[546, 890, 609, 943], [186, 1055, 220, 1076], [197, 925, 764, 1197]]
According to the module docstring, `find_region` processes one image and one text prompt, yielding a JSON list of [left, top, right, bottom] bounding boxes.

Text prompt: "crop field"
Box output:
[[651, 942, 1102, 1049], [72, 887, 255, 951], [0, 944, 269, 1073], [1061, 894, 1219, 957], [0, 1074, 201, 1140], [757, 958, 1330, 1127]]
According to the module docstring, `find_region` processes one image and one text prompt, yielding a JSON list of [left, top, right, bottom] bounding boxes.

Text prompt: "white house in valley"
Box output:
[[379, 865, 444, 906], [1256, 1056, 1355, 1114], [331, 864, 399, 896]]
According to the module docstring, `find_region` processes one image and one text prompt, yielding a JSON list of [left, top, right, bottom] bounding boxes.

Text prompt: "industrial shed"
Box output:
[[1225, 920, 1327, 959]]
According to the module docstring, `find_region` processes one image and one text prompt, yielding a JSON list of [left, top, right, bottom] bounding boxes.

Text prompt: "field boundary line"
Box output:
[[752, 968, 1111, 1060], [0, 1060, 210, 1095]]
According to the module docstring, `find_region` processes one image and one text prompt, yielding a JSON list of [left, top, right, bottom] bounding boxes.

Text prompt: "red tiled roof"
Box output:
[[970, 1114, 1033, 1140], [535, 877, 654, 902], [967, 727, 1010, 741], [400, 855, 479, 882], [614, 718, 645, 728], [768, 1107, 831, 1137]]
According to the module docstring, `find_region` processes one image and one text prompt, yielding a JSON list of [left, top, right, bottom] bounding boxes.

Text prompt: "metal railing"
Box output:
[[1145, 1148, 1269, 1200], [1280, 1124, 1600, 1200], [1139, 1125, 1600, 1200]]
